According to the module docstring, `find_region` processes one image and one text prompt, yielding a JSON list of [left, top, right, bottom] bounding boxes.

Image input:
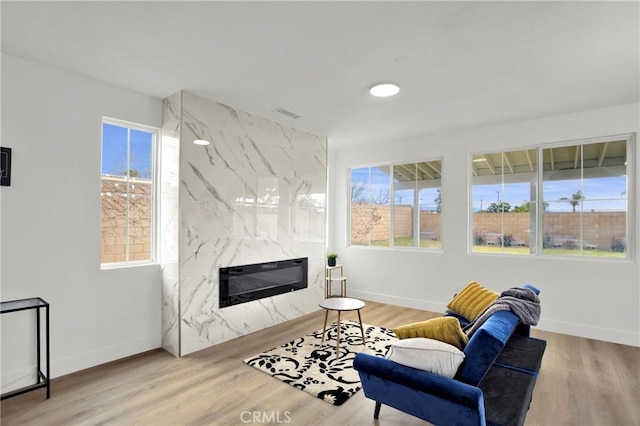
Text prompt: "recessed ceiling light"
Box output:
[[369, 83, 400, 97], [473, 158, 487, 163], [193, 139, 211, 146]]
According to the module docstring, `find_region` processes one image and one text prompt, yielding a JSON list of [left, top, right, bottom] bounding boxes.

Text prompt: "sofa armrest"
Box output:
[[354, 353, 486, 426]]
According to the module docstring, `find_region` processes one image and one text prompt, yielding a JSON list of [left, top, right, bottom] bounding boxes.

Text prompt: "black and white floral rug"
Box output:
[[243, 320, 396, 406]]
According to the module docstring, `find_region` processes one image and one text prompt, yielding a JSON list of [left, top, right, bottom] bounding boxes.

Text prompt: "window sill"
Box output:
[[468, 250, 631, 263], [101, 261, 160, 271]]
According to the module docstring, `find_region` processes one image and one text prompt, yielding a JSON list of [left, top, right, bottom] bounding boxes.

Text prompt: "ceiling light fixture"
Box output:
[[193, 139, 211, 146], [473, 158, 487, 163], [369, 83, 400, 97]]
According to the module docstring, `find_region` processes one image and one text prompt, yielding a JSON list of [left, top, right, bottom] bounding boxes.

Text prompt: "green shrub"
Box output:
[[611, 238, 625, 253], [499, 233, 514, 247]]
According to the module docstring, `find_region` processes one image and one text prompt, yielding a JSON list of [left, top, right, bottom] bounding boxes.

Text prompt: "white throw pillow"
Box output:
[[385, 337, 465, 378]]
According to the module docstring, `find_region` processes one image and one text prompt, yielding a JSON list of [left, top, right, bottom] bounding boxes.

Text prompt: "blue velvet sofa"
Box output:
[[354, 284, 546, 426]]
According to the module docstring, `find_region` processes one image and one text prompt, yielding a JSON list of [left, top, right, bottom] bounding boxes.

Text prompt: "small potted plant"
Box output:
[[326, 252, 338, 267]]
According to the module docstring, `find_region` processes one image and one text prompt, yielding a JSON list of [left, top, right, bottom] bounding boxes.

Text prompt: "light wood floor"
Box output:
[[1, 301, 638, 426]]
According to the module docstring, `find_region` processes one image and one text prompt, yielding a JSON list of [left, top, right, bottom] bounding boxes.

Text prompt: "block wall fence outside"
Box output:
[[420, 212, 442, 238], [475, 212, 626, 249], [351, 203, 625, 250], [351, 204, 412, 242], [100, 176, 153, 263], [393, 206, 413, 237]]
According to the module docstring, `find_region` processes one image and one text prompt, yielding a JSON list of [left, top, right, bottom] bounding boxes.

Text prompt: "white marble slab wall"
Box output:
[[178, 91, 326, 356], [160, 92, 181, 356]]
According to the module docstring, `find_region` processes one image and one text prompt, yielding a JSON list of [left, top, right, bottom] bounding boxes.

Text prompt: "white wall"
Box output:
[[329, 103, 640, 347], [0, 54, 163, 392]]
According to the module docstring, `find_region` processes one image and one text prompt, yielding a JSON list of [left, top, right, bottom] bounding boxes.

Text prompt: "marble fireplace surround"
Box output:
[[161, 91, 327, 357]]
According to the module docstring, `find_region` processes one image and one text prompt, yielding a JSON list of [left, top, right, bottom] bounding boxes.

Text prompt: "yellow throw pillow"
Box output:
[[393, 317, 469, 350], [446, 281, 499, 321]]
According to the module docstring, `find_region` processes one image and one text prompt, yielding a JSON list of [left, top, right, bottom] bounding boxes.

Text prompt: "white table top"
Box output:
[[319, 297, 365, 311]]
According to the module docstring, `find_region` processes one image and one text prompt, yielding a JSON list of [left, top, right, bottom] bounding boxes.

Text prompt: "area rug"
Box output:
[[244, 320, 397, 406]]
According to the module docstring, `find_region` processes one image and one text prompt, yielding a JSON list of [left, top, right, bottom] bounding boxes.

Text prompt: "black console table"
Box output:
[[0, 297, 50, 400]]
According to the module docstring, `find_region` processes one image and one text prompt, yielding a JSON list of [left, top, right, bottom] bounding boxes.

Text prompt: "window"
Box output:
[[101, 119, 157, 266], [471, 149, 538, 255], [470, 135, 632, 259], [542, 139, 628, 258], [350, 165, 391, 247], [350, 160, 442, 249]]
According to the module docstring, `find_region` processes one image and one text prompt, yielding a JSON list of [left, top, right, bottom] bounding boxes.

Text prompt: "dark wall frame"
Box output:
[[1, 147, 12, 186]]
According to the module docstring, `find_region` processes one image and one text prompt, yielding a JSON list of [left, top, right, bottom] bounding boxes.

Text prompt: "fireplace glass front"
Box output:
[[219, 258, 308, 308]]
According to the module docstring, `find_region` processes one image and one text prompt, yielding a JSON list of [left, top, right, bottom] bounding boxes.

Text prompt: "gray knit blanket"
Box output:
[[464, 287, 541, 338]]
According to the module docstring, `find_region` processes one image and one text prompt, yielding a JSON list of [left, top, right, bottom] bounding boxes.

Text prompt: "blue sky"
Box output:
[[102, 123, 152, 178], [352, 167, 440, 209], [473, 176, 626, 212]]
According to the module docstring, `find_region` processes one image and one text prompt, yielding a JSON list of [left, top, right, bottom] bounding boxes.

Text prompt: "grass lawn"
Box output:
[[473, 245, 626, 258], [357, 237, 442, 249], [395, 237, 441, 249], [472, 246, 530, 255]]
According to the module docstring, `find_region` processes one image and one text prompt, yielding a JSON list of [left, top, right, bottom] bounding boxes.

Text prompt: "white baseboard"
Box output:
[[349, 289, 640, 348], [1, 335, 159, 394], [1, 367, 40, 394], [535, 318, 640, 347], [348, 289, 446, 315], [53, 335, 160, 378]]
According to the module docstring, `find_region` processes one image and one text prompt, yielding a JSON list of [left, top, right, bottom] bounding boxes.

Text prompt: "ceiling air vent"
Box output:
[[272, 108, 301, 119]]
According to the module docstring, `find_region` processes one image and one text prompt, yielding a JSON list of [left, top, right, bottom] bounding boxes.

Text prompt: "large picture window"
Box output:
[[350, 160, 442, 249], [101, 119, 157, 266], [471, 135, 632, 259], [542, 139, 628, 258]]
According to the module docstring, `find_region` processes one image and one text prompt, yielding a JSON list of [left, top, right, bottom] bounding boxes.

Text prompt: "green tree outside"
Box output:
[[560, 190, 584, 212]]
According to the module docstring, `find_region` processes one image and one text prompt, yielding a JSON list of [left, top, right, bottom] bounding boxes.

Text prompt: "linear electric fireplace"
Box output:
[[219, 258, 308, 308]]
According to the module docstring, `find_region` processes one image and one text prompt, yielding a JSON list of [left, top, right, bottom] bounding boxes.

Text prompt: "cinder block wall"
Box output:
[[100, 177, 152, 262], [351, 204, 625, 250]]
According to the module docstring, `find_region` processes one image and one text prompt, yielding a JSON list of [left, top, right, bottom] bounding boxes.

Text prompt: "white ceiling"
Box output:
[[1, 1, 638, 149]]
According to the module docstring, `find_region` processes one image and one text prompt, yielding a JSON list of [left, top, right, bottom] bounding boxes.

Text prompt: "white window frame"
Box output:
[[539, 134, 634, 261], [100, 117, 160, 269], [469, 147, 539, 255], [348, 163, 392, 248], [348, 158, 443, 251], [469, 133, 634, 261]]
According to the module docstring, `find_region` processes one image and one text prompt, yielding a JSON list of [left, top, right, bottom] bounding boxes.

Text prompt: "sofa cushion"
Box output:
[[479, 364, 537, 426], [393, 316, 469, 350], [386, 338, 466, 378], [495, 335, 547, 375], [455, 310, 519, 386], [447, 281, 499, 321]]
